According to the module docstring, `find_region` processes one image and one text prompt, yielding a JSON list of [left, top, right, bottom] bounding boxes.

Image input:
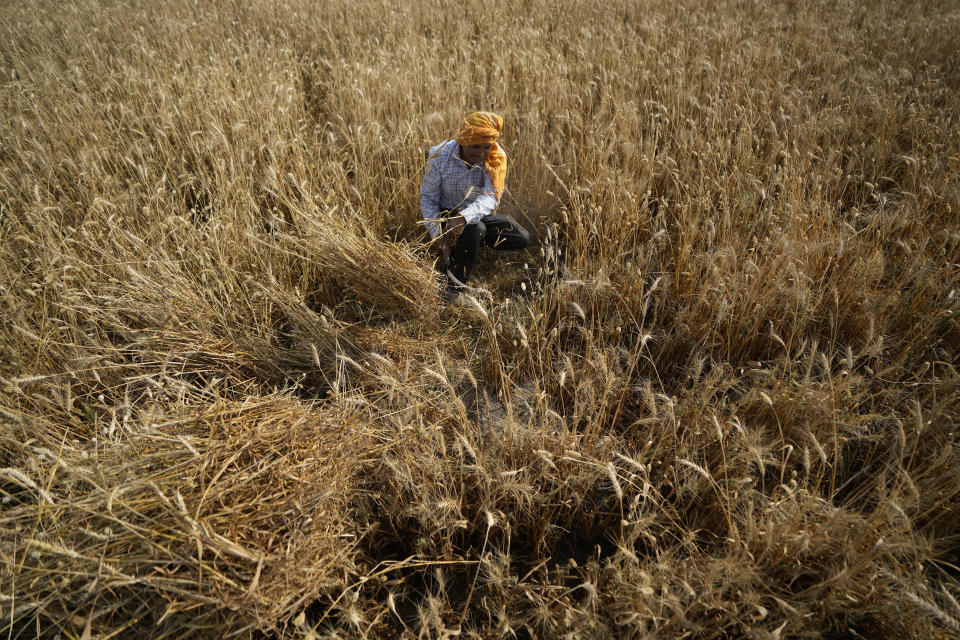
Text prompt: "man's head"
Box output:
[[460, 142, 493, 166], [456, 111, 502, 165]]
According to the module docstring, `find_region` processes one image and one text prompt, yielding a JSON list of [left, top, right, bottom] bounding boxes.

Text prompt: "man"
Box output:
[[420, 111, 530, 293]]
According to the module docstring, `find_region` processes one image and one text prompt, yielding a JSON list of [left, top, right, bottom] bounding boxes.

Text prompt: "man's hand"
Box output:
[[445, 215, 466, 243], [431, 237, 452, 266], [431, 215, 466, 266]]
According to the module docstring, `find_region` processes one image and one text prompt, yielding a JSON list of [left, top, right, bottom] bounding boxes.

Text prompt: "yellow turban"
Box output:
[[455, 111, 507, 199]]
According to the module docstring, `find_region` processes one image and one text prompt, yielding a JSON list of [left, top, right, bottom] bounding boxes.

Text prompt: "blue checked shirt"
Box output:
[[420, 139, 502, 239]]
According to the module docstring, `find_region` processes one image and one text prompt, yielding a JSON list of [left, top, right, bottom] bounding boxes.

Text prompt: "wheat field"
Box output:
[[1, 0, 958, 637]]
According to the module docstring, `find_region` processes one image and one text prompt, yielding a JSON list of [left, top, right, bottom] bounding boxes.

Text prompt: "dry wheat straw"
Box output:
[[1, 0, 958, 637]]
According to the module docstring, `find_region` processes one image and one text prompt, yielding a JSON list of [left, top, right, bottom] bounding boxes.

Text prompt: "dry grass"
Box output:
[[1, 0, 959, 637]]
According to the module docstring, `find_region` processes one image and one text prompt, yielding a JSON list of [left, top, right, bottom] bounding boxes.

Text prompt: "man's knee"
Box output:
[[513, 224, 531, 248], [501, 219, 530, 249]]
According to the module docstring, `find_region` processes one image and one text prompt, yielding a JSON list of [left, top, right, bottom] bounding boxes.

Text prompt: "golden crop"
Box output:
[[1, 0, 958, 637]]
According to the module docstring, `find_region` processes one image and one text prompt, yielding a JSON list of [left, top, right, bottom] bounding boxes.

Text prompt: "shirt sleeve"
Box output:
[[419, 149, 444, 239], [458, 167, 499, 226]]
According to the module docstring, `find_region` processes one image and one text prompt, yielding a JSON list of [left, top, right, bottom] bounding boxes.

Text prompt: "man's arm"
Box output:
[[457, 167, 499, 226], [419, 149, 444, 239]]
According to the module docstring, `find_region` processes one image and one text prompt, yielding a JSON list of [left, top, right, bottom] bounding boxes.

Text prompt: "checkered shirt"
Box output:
[[419, 139, 502, 239]]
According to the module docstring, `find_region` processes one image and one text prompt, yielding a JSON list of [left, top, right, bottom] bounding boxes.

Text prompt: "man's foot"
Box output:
[[442, 282, 462, 303]]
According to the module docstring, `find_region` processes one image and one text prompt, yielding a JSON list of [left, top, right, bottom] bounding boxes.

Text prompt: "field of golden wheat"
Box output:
[[2, 0, 959, 637]]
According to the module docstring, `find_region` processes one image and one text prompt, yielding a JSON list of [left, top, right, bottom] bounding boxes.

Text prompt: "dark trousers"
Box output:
[[443, 214, 530, 285]]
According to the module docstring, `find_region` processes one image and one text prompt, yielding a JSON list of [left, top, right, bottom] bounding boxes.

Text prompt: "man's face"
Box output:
[[461, 143, 492, 166]]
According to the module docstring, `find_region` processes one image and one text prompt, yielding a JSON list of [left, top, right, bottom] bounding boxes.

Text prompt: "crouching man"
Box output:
[[420, 111, 530, 294]]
